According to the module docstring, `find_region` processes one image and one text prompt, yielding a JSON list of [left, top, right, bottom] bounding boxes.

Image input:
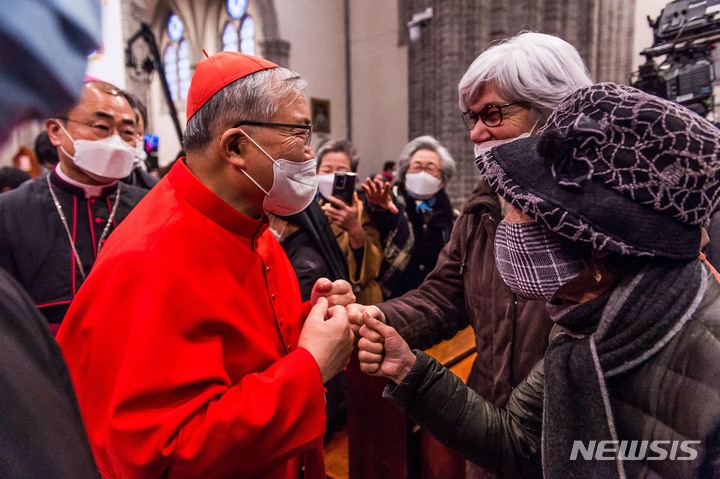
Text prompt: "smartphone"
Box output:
[[332, 172, 357, 206]]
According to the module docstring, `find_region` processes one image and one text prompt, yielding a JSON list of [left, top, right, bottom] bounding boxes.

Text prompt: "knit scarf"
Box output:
[[542, 259, 708, 479], [378, 186, 454, 298]]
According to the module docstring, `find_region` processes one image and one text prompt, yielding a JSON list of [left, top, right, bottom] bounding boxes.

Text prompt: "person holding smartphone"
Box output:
[[316, 139, 384, 306]]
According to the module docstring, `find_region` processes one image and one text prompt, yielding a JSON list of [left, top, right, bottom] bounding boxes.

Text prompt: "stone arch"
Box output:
[[142, 0, 288, 66]]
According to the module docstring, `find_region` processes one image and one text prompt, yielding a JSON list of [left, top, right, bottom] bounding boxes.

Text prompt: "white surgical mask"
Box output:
[[404, 171, 442, 200], [317, 173, 335, 199], [134, 139, 148, 169], [474, 121, 539, 158], [474, 132, 532, 158], [56, 121, 135, 182], [239, 128, 318, 216]]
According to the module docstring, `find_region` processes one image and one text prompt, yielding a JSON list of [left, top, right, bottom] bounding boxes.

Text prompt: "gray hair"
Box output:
[[458, 32, 592, 125], [315, 139, 360, 172], [183, 67, 307, 151], [397, 135, 456, 183]]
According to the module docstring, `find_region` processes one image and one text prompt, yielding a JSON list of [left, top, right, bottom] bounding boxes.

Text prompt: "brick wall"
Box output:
[[404, 0, 636, 207]]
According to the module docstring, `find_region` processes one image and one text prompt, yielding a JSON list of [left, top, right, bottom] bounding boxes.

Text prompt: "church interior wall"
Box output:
[[0, 0, 675, 193]]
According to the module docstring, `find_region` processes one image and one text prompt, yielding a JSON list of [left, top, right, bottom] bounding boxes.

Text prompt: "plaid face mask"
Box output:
[[494, 220, 588, 301]]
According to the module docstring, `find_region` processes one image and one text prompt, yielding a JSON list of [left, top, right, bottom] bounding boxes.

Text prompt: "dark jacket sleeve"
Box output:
[[384, 351, 544, 479]]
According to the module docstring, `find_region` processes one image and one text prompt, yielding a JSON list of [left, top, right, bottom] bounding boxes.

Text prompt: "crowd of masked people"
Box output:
[[1, 5, 720, 477]]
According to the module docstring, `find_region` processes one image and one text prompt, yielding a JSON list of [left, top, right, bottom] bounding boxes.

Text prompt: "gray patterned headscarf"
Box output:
[[476, 82, 720, 259]]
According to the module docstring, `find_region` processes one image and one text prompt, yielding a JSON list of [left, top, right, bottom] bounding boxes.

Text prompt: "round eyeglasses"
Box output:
[[461, 101, 524, 129], [407, 162, 441, 176]]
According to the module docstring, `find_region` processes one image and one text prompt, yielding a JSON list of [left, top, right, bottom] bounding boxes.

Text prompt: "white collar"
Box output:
[[55, 164, 117, 199]]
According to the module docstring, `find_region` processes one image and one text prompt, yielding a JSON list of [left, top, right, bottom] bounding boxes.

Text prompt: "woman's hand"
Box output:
[[361, 177, 399, 214], [358, 313, 415, 384], [322, 193, 365, 248]]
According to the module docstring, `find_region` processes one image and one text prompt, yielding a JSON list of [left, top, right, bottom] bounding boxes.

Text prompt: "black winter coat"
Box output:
[[367, 184, 456, 299], [385, 271, 720, 478]]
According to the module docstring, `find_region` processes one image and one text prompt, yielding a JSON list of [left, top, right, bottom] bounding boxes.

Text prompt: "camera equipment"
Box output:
[[654, 0, 720, 41], [631, 0, 720, 116]]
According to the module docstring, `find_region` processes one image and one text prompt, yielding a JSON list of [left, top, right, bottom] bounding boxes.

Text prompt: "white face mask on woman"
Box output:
[[56, 120, 135, 182], [474, 132, 532, 158], [474, 120, 539, 158], [238, 128, 318, 216], [317, 173, 335, 199], [405, 171, 442, 200]]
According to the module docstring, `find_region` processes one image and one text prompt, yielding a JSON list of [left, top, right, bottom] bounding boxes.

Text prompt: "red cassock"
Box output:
[[58, 160, 326, 478]]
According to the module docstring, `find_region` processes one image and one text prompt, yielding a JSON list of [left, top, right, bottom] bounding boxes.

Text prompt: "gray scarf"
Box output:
[[542, 259, 708, 479]]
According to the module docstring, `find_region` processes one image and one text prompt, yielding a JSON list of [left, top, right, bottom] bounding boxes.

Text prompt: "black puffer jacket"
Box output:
[[385, 273, 720, 478]]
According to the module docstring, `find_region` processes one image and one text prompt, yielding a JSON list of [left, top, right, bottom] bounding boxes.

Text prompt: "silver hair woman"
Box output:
[[352, 31, 594, 479], [459, 31, 593, 127], [395, 135, 456, 184], [361, 134, 459, 299], [183, 68, 307, 151]]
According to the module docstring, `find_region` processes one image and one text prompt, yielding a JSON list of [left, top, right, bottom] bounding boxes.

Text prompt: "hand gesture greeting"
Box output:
[[361, 177, 399, 214], [357, 313, 415, 384]]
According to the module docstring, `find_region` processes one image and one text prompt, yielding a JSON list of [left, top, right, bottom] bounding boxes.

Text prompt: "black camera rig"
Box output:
[[632, 0, 720, 116]]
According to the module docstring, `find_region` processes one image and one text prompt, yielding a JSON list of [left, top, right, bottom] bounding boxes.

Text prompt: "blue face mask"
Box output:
[[494, 220, 588, 301]]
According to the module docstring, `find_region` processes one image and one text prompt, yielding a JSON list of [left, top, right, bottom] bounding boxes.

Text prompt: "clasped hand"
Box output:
[[299, 292, 416, 385], [353, 307, 416, 384]]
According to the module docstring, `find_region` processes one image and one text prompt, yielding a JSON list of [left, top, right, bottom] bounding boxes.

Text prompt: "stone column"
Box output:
[[403, 0, 635, 205], [258, 39, 290, 67]]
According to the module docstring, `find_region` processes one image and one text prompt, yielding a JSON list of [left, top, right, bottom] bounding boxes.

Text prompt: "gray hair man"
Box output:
[[58, 51, 355, 479]]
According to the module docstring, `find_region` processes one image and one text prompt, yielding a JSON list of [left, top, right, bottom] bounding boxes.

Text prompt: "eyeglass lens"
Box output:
[[63, 118, 137, 142], [462, 103, 517, 129]]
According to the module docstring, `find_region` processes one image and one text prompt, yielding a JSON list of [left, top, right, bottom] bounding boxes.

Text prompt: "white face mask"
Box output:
[[56, 121, 135, 182], [238, 128, 318, 216], [404, 171, 442, 200], [474, 132, 532, 158], [134, 139, 148, 167], [269, 226, 283, 242], [473, 120, 539, 158], [317, 173, 335, 199]]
